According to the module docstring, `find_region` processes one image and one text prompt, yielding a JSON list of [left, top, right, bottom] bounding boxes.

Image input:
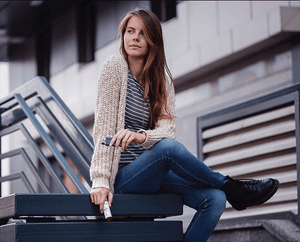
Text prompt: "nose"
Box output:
[[133, 33, 140, 42]]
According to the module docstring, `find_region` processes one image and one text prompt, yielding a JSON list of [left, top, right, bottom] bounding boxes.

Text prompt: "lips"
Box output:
[[130, 45, 141, 48]]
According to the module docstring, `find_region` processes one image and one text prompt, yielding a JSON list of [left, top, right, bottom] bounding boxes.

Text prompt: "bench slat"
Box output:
[[0, 194, 183, 219], [1, 221, 183, 242]]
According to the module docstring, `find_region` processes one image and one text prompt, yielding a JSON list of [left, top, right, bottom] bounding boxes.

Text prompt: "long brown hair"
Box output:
[[119, 9, 174, 129]]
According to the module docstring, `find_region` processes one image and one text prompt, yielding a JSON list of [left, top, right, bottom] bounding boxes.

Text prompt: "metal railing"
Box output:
[[0, 76, 94, 195]]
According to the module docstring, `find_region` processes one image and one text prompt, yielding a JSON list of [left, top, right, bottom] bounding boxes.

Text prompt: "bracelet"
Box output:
[[137, 130, 148, 144]]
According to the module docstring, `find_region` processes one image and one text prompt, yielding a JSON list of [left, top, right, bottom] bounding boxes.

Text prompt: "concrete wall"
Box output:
[[50, 1, 299, 154], [9, 36, 37, 91], [0, 62, 10, 197], [176, 45, 293, 155], [50, 6, 78, 76], [163, 1, 297, 79]]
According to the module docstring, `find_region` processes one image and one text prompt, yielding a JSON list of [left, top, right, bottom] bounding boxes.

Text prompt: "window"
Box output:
[[35, 29, 51, 81], [76, 1, 95, 63], [151, 0, 177, 22]]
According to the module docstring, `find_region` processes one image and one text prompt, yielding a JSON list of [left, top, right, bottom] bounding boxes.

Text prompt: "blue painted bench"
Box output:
[[0, 193, 183, 242]]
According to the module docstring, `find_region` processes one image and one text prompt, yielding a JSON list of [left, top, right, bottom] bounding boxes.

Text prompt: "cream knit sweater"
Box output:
[[90, 55, 176, 192]]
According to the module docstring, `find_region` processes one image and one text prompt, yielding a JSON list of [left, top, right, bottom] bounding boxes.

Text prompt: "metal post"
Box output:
[[292, 37, 300, 216], [0, 107, 2, 197], [292, 36, 300, 84], [197, 117, 205, 162], [294, 91, 300, 216]]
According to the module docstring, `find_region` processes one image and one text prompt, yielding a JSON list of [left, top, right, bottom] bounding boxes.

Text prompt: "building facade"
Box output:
[[1, 0, 300, 231]]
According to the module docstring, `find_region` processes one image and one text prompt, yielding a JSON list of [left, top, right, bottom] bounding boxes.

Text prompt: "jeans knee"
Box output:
[[195, 189, 226, 215], [159, 137, 178, 146], [158, 138, 184, 155], [208, 189, 227, 212]]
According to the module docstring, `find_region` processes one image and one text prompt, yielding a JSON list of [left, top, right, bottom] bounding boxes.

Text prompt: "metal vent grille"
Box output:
[[202, 105, 297, 219], [198, 88, 300, 220]]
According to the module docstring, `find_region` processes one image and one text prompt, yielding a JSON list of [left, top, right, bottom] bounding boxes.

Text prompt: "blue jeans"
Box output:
[[114, 138, 227, 242]]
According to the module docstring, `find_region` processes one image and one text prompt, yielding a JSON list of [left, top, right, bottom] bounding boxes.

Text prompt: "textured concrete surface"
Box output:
[[263, 219, 300, 242], [208, 219, 300, 242]]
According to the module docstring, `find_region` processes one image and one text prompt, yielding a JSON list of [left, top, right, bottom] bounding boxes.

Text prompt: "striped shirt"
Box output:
[[120, 71, 150, 164]]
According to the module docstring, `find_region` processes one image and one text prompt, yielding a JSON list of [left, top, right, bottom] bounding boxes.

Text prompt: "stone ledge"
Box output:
[[209, 212, 300, 242]]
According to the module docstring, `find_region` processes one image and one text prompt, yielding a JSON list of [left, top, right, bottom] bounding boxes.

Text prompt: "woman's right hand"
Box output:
[[90, 187, 113, 213], [111, 129, 146, 151]]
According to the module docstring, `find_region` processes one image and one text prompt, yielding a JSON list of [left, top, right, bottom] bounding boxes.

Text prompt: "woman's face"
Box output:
[[124, 15, 149, 60]]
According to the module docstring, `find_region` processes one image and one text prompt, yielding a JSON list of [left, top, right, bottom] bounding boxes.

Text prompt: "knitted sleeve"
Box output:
[[90, 56, 127, 191], [137, 78, 176, 149]]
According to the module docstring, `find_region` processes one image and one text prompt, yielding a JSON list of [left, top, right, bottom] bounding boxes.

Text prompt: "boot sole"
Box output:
[[233, 179, 279, 211]]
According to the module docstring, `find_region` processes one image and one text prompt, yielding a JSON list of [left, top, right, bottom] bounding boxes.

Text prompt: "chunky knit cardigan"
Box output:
[[90, 55, 176, 192]]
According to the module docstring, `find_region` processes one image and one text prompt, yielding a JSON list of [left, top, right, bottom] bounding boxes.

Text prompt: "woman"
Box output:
[[90, 9, 278, 242]]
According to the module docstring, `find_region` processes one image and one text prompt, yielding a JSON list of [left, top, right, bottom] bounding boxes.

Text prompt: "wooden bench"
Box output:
[[0, 193, 183, 242]]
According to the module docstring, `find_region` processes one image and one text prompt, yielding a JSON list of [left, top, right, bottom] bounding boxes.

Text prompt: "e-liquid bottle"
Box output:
[[103, 199, 112, 221]]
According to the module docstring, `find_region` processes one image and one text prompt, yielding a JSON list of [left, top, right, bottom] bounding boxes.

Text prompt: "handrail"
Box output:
[[0, 172, 35, 193], [14, 93, 89, 194], [0, 76, 94, 160], [0, 77, 93, 195]]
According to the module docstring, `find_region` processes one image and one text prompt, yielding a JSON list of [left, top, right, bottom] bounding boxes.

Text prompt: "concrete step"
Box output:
[[208, 218, 300, 242]]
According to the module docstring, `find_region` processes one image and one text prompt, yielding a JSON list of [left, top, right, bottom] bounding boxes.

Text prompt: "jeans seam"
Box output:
[[184, 191, 208, 241], [171, 158, 213, 188], [163, 182, 209, 205], [185, 209, 203, 241], [163, 182, 206, 195]]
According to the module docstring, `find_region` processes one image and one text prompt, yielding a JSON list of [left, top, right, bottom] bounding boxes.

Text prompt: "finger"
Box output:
[[122, 132, 131, 151], [110, 136, 116, 146], [94, 193, 100, 206], [115, 130, 126, 149], [110, 130, 123, 146], [126, 135, 135, 149], [110, 133, 119, 146], [99, 194, 107, 212], [108, 192, 113, 207], [90, 193, 94, 204]]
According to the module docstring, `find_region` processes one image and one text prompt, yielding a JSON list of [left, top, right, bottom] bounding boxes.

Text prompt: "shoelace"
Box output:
[[234, 179, 259, 191]]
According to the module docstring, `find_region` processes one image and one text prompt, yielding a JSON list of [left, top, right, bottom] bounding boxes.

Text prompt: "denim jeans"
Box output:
[[114, 138, 228, 242]]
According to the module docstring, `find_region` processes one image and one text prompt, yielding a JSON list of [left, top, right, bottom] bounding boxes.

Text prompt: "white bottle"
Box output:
[[103, 199, 112, 221]]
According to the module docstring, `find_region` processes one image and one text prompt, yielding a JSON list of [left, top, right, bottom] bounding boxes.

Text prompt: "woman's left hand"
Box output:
[[110, 129, 146, 151]]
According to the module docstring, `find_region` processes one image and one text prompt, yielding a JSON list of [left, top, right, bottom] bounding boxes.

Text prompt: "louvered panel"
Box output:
[[249, 170, 297, 184], [203, 120, 295, 153], [205, 136, 296, 167], [214, 153, 296, 177], [268, 186, 297, 203], [202, 106, 295, 139], [201, 103, 298, 219], [222, 202, 298, 220]]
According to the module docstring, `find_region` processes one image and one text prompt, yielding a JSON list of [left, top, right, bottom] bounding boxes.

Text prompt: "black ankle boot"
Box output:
[[221, 176, 279, 211]]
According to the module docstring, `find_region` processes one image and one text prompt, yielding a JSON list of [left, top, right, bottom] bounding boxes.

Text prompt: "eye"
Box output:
[[127, 29, 133, 34]]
